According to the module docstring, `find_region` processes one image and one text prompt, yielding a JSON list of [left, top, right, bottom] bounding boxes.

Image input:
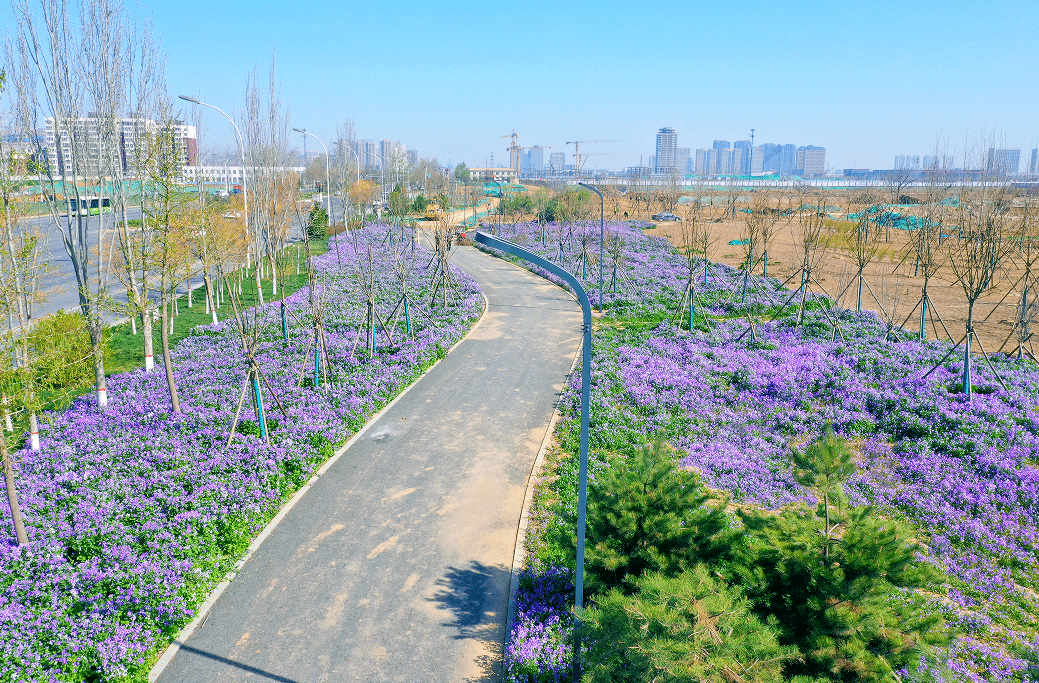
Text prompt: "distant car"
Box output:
[[651, 212, 680, 222]]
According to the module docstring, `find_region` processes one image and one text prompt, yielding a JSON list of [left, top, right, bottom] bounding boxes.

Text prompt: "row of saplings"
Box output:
[[544, 428, 951, 683]]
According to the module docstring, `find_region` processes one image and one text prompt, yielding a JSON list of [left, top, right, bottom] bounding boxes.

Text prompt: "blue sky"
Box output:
[[5, 0, 1038, 170]]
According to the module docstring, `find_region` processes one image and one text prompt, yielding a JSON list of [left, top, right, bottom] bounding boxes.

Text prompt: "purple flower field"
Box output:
[[492, 221, 1039, 682], [0, 225, 483, 682]]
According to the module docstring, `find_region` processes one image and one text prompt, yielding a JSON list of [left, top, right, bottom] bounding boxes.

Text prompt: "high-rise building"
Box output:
[[796, 146, 826, 176], [987, 148, 1021, 175], [522, 146, 545, 175], [548, 151, 565, 173], [733, 140, 751, 175], [694, 149, 709, 175], [750, 146, 766, 175], [889, 154, 922, 169], [894, 155, 921, 170], [379, 139, 395, 167], [694, 147, 743, 176], [1031, 149, 1038, 174], [355, 139, 377, 168], [760, 143, 782, 173], [712, 140, 731, 151], [655, 127, 677, 174], [675, 147, 691, 175], [780, 144, 796, 174], [921, 154, 954, 171]]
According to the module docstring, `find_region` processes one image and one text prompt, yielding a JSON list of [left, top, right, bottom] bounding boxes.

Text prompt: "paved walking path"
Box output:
[[156, 245, 582, 682]]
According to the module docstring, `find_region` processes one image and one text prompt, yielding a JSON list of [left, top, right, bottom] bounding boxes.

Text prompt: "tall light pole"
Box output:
[[293, 128, 331, 230], [333, 139, 361, 185], [179, 95, 251, 265], [473, 230, 591, 683], [749, 128, 755, 178], [578, 182, 605, 312], [489, 179, 504, 231]]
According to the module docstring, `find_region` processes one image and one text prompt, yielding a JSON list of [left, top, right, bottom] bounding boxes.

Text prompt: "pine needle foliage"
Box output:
[[556, 437, 740, 597], [307, 202, 329, 239], [582, 564, 796, 683], [737, 427, 950, 683]]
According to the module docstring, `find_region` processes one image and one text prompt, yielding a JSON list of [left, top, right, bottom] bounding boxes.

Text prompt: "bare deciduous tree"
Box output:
[[944, 176, 1017, 397], [242, 55, 292, 303], [8, 0, 144, 408], [657, 170, 683, 214], [903, 154, 954, 340], [792, 187, 832, 326]]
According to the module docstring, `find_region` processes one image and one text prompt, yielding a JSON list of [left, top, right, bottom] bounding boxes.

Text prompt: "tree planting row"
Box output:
[[478, 221, 1039, 683], [0, 225, 482, 682]]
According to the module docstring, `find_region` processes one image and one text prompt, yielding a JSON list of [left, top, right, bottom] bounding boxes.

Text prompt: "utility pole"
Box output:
[[749, 128, 755, 178]]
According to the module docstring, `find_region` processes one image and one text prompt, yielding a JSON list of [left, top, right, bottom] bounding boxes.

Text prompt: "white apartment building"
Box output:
[[796, 146, 826, 176], [180, 165, 306, 185], [45, 115, 196, 178]]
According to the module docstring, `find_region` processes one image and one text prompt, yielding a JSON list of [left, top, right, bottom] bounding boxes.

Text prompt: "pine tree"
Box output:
[[557, 437, 740, 597], [737, 426, 950, 683], [582, 564, 795, 683], [307, 202, 329, 239]]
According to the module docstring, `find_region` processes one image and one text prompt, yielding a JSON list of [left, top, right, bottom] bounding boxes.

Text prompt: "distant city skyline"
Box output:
[[3, 0, 1035, 171]]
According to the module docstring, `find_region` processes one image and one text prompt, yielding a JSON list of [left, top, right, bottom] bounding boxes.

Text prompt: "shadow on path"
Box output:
[[430, 561, 510, 682], [173, 644, 302, 683]]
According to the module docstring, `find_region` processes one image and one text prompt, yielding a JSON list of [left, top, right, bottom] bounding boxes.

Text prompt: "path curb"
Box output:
[[504, 339, 582, 657]]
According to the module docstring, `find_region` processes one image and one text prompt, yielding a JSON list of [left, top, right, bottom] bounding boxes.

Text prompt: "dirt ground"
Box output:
[[647, 212, 1023, 355], [459, 186, 1034, 355]]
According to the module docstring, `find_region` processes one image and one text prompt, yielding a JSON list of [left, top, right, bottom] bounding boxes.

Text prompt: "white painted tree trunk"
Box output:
[[29, 412, 40, 450], [143, 309, 155, 372]]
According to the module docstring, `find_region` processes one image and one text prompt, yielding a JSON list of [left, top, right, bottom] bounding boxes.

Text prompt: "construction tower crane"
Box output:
[[501, 130, 520, 177], [565, 139, 620, 180], [574, 152, 614, 176]]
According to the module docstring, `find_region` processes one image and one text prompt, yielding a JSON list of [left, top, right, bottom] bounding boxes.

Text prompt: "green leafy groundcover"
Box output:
[[496, 220, 1039, 682]]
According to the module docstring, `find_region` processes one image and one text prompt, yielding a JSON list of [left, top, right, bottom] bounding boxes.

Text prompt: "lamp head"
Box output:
[[178, 95, 201, 104], [292, 127, 305, 134]]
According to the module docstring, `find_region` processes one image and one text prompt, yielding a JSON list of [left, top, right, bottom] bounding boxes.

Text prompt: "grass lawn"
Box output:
[[23, 238, 332, 423]]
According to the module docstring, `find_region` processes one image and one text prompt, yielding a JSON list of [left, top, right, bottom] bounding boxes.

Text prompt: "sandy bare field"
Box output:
[[647, 214, 1023, 354]]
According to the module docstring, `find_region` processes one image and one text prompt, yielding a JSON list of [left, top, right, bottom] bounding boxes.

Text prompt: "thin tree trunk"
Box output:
[[205, 274, 218, 324], [87, 309, 107, 408], [160, 295, 181, 413], [963, 305, 976, 398], [2, 436, 28, 545], [256, 260, 264, 304], [28, 412, 39, 451]]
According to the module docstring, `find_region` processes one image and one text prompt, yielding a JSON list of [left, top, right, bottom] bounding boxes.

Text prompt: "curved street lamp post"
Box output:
[[178, 95, 251, 266], [293, 128, 332, 230], [473, 231, 591, 683]]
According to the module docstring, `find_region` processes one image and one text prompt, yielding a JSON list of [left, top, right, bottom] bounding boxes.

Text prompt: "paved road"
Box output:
[[18, 205, 309, 322], [13, 209, 141, 320], [156, 244, 582, 682]]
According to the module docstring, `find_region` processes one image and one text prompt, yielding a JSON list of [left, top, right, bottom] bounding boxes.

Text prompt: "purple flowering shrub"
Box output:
[[474, 220, 801, 317], [0, 225, 483, 682], [500, 220, 1039, 681], [505, 567, 574, 682]]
